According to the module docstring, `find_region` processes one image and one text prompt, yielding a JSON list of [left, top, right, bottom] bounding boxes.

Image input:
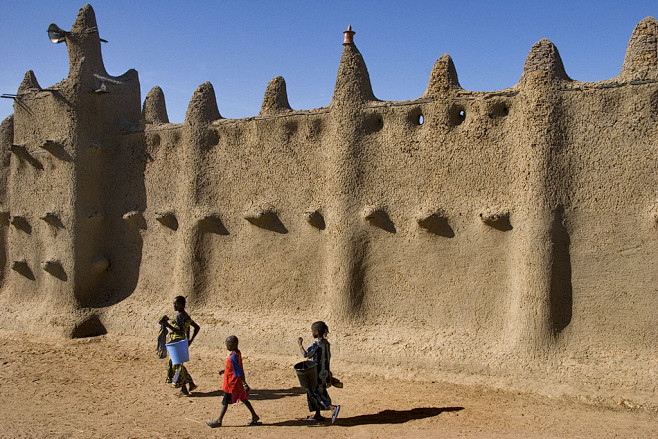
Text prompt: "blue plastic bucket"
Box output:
[[166, 339, 189, 365]]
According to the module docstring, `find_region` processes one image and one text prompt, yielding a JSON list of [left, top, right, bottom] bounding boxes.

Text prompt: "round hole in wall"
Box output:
[[364, 113, 383, 133], [449, 105, 466, 126], [407, 107, 424, 127], [489, 101, 510, 119]]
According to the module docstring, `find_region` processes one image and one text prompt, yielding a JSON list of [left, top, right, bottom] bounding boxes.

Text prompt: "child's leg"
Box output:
[[166, 359, 175, 383], [206, 404, 228, 428], [179, 365, 194, 387], [306, 388, 326, 420], [172, 365, 193, 396], [216, 403, 228, 424], [183, 368, 196, 391], [242, 400, 260, 423], [174, 383, 189, 397]]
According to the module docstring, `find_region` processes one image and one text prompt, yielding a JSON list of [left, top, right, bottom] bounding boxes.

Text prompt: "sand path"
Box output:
[[0, 329, 654, 438]]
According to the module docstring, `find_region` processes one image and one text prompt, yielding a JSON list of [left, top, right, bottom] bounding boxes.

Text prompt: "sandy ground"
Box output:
[[0, 329, 655, 439]]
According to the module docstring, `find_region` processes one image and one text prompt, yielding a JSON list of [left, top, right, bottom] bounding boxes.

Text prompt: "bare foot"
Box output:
[[173, 389, 189, 397], [206, 420, 221, 428]]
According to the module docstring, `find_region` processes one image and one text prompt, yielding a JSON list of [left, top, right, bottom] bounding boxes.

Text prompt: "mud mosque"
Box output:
[[0, 5, 655, 407]]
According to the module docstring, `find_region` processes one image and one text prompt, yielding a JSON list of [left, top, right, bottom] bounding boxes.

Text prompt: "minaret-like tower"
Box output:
[[0, 5, 144, 336], [324, 25, 379, 319]]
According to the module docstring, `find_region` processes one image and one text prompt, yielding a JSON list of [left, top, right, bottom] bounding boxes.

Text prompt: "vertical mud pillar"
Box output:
[[324, 27, 377, 320], [63, 5, 142, 308], [506, 39, 572, 356], [0, 116, 13, 289], [173, 82, 221, 303]]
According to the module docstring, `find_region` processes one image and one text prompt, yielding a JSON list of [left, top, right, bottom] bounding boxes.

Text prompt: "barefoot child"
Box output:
[[206, 336, 261, 427], [297, 321, 340, 423], [159, 296, 200, 396]]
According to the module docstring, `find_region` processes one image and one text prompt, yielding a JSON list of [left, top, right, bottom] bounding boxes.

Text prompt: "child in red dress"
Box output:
[[206, 336, 261, 427]]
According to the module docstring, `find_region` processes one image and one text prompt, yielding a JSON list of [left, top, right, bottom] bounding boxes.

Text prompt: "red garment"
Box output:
[[222, 351, 245, 395]]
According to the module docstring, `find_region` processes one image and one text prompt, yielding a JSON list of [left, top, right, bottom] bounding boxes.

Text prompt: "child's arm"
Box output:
[[297, 338, 319, 359], [230, 353, 250, 390], [159, 316, 185, 338], [188, 319, 200, 346]]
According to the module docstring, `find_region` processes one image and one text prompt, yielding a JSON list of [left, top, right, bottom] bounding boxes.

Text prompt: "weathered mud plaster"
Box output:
[[0, 5, 656, 408]]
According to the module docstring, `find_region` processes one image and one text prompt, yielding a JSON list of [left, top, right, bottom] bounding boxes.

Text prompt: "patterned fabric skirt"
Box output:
[[166, 359, 194, 388], [306, 383, 332, 412]]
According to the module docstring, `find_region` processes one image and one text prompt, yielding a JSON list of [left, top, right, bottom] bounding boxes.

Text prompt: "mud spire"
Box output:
[[259, 76, 292, 116], [17, 71, 41, 93], [71, 4, 98, 32], [331, 25, 376, 107], [423, 54, 461, 98], [66, 4, 107, 78], [620, 16, 658, 81], [143, 86, 169, 124], [520, 39, 570, 83], [185, 81, 221, 125]]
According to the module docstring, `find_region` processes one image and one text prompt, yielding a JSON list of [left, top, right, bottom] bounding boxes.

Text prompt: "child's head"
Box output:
[[225, 335, 239, 351], [311, 321, 329, 339], [173, 296, 186, 311]]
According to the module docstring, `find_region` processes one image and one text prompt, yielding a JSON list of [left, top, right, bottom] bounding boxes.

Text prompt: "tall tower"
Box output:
[[0, 5, 144, 336]]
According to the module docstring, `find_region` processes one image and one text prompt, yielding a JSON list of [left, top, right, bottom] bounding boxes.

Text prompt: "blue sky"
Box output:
[[0, 1, 655, 123]]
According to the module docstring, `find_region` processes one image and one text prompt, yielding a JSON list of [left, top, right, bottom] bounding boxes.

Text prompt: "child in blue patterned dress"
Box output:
[[297, 321, 340, 423]]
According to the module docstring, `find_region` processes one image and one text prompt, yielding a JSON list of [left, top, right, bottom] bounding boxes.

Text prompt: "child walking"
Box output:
[[297, 321, 340, 423], [206, 335, 261, 428], [159, 296, 200, 396]]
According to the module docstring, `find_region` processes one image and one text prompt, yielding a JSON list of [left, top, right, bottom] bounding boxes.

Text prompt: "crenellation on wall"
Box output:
[[18, 71, 42, 94], [520, 39, 571, 83], [142, 86, 169, 125], [620, 16, 658, 81], [185, 82, 221, 125], [423, 53, 461, 98], [0, 4, 656, 408], [260, 76, 293, 116]]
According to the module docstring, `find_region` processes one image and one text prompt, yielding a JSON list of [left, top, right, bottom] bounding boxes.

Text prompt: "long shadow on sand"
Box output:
[[249, 387, 306, 401], [268, 406, 464, 427], [191, 387, 305, 400], [190, 389, 223, 398]]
